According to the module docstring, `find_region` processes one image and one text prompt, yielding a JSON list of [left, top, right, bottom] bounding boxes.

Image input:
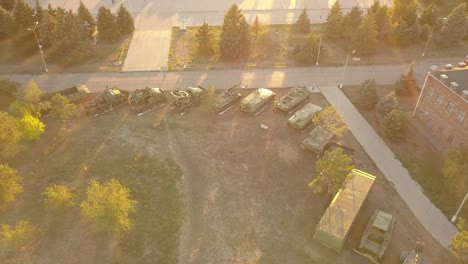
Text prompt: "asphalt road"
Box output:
[[2, 63, 425, 93]]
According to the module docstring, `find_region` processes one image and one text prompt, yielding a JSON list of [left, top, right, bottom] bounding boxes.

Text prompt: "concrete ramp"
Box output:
[[122, 30, 172, 72]]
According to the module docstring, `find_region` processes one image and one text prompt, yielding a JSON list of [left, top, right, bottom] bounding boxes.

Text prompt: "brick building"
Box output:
[[413, 68, 468, 152]]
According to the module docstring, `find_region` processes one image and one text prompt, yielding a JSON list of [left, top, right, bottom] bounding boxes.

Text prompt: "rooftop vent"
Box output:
[[440, 74, 448, 83], [450, 82, 460, 91], [429, 65, 439, 72], [463, 90, 468, 100], [458, 62, 466, 68], [445, 64, 453, 69]]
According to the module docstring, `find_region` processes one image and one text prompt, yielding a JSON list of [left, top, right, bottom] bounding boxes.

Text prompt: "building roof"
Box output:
[[316, 169, 376, 240], [433, 68, 468, 100]]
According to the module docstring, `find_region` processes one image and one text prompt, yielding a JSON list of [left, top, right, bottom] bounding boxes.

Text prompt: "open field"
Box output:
[[168, 24, 468, 71], [0, 35, 132, 74], [0, 88, 458, 263], [342, 85, 468, 222]]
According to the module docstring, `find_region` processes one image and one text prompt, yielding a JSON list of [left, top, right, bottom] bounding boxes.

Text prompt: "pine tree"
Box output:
[[395, 62, 418, 96], [343, 5, 363, 37], [377, 90, 399, 117], [393, 20, 422, 46], [419, 3, 438, 27], [368, 0, 381, 14], [381, 109, 406, 140], [0, 6, 13, 38], [78, 1, 95, 27], [359, 79, 378, 109], [374, 5, 392, 39], [219, 4, 251, 61], [294, 34, 319, 64], [392, 0, 417, 25], [195, 22, 214, 57], [437, 3, 467, 47], [252, 15, 260, 41], [12, 0, 34, 31], [34, 0, 43, 22], [97, 6, 120, 42], [294, 8, 310, 34], [0, 0, 16, 11], [117, 4, 134, 35], [326, 0, 344, 37], [353, 13, 378, 55]]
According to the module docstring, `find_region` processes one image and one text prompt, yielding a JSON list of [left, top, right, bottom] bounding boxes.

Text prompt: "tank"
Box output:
[[43, 84, 91, 103], [240, 88, 276, 114], [128, 86, 167, 114], [301, 126, 332, 154], [288, 103, 323, 131], [171, 86, 205, 112], [276, 86, 310, 112], [85, 86, 127, 116], [359, 210, 396, 260], [215, 83, 247, 113]]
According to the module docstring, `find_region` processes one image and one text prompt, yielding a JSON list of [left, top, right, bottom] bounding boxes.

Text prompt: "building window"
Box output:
[[456, 111, 465, 124], [446, 102, 455, 115], [436, 94, 444, 106], [447, 134, 454, 144], [438, 126, 444, 135], [427, 86, 434, 98], [427, 116, 434, 131]]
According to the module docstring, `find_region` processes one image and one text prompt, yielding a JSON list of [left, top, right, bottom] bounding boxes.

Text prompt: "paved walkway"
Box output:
[[319, 85, 457, 248]]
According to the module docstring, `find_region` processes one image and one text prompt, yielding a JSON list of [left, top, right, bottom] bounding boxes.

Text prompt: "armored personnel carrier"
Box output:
[[359, 209, 396, 260], [170, 86, 205, 112], [276, 86, 310, 112], [301, 126, 333, 154], [128, 86, 167, 115], [85, 86, 127, 116], [215, 83, 247, 113], [288, 103, 323, 131], [240, 88, 276, 114]]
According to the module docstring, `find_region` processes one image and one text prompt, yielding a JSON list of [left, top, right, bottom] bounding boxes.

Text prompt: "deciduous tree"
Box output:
[[116, 4, 134, 35], [452, 217, 468, 260], [359, 78, 378, 109], [43, 185, 76, 209], [0, 221, 39, 253], [294, 8, 310, 34], [294, 33, 319, 64], [437, 3, 467, 47], [309, 148, 354, 195], [325, 0, 344, 37], [219, 4, 251, 61], [50, 94, 76, 121], [19, 114, 45, 140], [353, 13, 378, 55], [311, 106, 348, 140], [195, 22, 214, 57], [443, 146, 468, 200], [80, 179, 137, 237], [97, 6, 119, 42], [0, 112, 22, 159], [0, 164, 23, 210]]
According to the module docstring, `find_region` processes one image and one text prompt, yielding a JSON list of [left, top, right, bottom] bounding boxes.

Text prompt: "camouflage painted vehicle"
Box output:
[[215, 83, 247, 113], [43, 84, 91, 103], [128, 86, 167, 114], [300, 126, 333, 154], [400, 241, 424, 264], [359, 210, 396, 260], [85, 86, 127, 116], [170, 86, 205, 112], [240, 88, 276, 114], [288, 103, 323, 131], [276, 86, 310, 112]]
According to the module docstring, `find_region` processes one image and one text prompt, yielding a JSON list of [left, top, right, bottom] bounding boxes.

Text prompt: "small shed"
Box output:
[[314, 169, 376, 252]]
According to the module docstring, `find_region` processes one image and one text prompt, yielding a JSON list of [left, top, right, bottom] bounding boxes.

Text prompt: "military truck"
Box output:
[[215, 82, 247, 113], [170, 86, 205, 112], [288, 103, 323, 131], [359, 210, 396, 260], [276, 86, 310, 112], [400, 241, 424, 264], [85, 86, 127, 116], [240, 88, 276, 115], [301, 126, 333, 154], [128, 86, 167, 115]]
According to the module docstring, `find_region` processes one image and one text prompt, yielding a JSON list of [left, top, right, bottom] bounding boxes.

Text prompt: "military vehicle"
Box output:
[[320, 141, 356, 159], [85, 86, 127, 116], [301, 126, 333, 154], [170, 86, 205, 112], [128, 86, 167, 115], [43, 84, 91, 103], [276, 86, 310, 112], [240, 88, 276, 115], [359, 210, 396, 260], [288, 103, 323, 131], [215, 82, 247, 113], [400, 241, 424, 264]]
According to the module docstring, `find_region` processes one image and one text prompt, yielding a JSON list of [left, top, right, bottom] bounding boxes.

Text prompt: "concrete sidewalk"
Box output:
[[319, 85, 457, 248]]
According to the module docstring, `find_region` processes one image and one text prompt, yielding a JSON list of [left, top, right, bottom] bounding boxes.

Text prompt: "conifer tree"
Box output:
[[78, 1, 95, 27], [343, 5, 362, 37], [392, 0, 417, 25], [219, 4, 251, 61], [353, 13, 378, 55], [419, 3, 438, 27], [437, 3, 467, 47], [252, 15, 260, 41], [12, 0, 34, 31], [117, 4, 134, 35], [326, 0, 344, 37], [97, 6, 119, 42], [294, 8, 310, 34], [195, 22, 214, 57], [294, 34, 318, 64]]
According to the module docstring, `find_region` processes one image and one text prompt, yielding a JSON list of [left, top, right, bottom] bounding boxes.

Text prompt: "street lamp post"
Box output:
[[339, 50, 355, 89], [452, 192, 468, 223], [315, 35, 322, 66], [27, 21, 48, 73], [422, 17, 447, 57]]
